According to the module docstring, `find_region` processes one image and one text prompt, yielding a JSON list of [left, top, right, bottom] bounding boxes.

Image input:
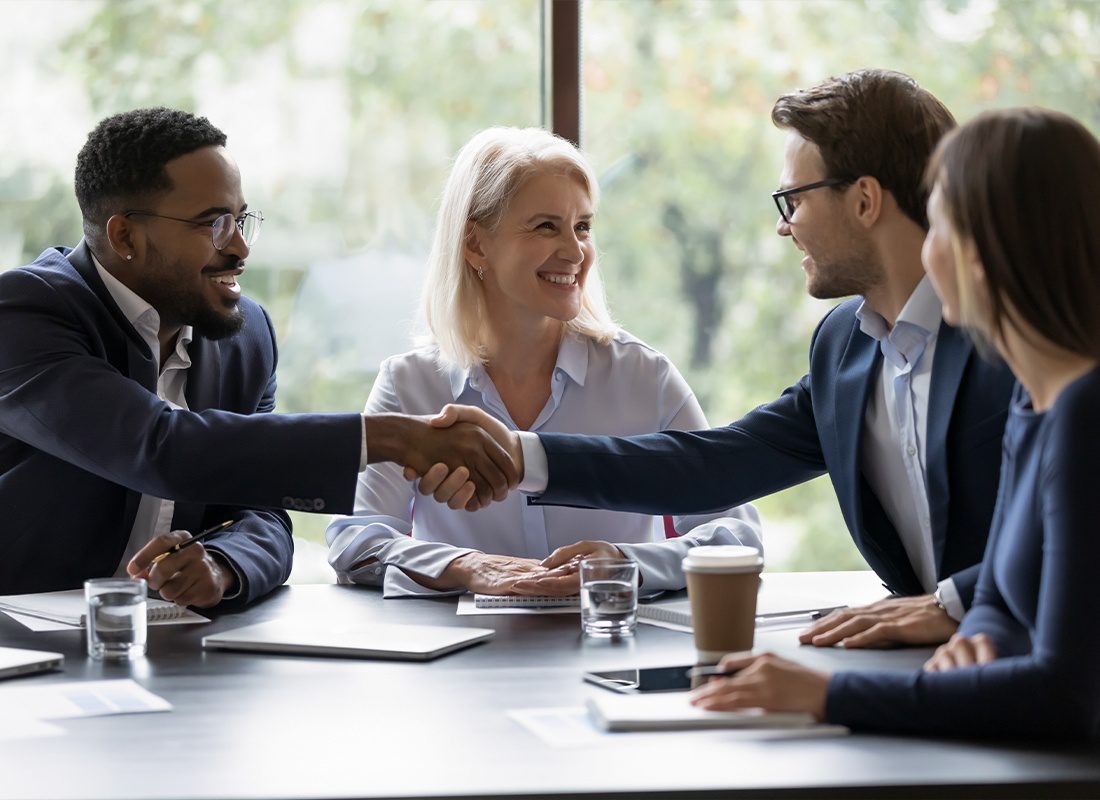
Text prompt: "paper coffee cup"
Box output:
[[682, 545, 763, 664]]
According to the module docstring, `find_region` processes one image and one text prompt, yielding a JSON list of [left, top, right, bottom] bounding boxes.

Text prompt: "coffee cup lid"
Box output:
[[681, 545, 762, 571]]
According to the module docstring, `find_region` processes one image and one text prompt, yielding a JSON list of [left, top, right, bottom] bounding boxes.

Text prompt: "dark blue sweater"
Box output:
[[827, 367, 1100, 738]]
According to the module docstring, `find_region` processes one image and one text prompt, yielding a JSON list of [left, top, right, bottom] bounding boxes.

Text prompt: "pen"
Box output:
[[149, 520, 234, 566], [687, 665, 743, 680]]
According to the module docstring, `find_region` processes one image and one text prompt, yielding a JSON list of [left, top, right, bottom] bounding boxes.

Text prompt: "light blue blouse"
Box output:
[[326, 330, 762, 597]]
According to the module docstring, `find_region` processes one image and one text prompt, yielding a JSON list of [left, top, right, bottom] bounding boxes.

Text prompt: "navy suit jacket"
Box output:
[[0, 242, 363, 602], [535, 298, 1016, 604]]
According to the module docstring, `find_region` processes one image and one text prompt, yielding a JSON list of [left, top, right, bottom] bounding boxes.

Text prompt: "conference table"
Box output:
[[2, 572, 1099, 800]]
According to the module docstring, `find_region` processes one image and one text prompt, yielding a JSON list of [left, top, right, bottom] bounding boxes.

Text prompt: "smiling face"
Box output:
[[471, 170, 595, 331], [775, 132, 881, 299], [124, 145, 249, 339]]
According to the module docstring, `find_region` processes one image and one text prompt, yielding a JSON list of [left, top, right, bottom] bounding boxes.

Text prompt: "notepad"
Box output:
[[585, 692, 843, 733], [638, 595, 847, 629], [473, 594, 580, 608], [0, 589, 208, 627]]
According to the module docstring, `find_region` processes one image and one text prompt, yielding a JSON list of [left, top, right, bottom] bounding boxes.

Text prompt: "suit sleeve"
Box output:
[[534, 371, 826, 516], [199, 308, 293, 606], [0, 267, 363, 514]]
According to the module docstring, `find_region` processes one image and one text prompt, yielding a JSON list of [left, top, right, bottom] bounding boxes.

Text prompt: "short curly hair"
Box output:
[[74, 107, 227, 233]]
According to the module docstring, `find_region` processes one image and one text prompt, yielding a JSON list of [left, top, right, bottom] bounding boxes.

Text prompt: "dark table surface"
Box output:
[[2, 577, 1099, 800]]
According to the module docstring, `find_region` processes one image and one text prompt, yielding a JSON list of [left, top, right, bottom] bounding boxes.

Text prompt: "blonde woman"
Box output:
[[326, 127, 761, 597]]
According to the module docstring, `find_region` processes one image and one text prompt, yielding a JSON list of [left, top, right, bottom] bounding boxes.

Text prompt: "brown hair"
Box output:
[[926, 107, 1100, 360], [772, 69, 955, 229]]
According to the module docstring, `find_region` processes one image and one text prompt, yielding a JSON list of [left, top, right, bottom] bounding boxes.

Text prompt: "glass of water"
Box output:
[[579, 558, 638, 637], [84, 578, 148, 660]]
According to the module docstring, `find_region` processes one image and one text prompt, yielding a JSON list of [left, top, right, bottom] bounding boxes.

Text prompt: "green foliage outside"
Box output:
[[2, 0, 1098, 568]]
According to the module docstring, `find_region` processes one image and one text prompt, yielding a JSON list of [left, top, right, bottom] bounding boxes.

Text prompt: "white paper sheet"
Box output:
[[0, 679, 172, 721]]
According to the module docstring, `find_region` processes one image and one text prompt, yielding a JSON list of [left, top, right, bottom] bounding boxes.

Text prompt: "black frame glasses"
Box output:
[[123, 210, 264, 250], [771, 178, 853, 224]]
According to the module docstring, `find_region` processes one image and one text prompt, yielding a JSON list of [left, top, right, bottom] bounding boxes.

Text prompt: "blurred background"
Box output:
[[4, 0, 1098, 579]]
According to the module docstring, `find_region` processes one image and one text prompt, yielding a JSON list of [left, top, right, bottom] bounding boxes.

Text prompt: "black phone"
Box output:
[[583, 665, 696, 694]]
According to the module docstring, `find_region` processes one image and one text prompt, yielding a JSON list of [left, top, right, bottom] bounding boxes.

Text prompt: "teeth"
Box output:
[[539, 273, 576, 285], [211, 275, 237, 285]]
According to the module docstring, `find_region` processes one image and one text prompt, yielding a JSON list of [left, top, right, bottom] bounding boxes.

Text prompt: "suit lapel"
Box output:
[[925, 322, 972, 575], [186, 336, 222, 412], [834, 327, 879, 537]]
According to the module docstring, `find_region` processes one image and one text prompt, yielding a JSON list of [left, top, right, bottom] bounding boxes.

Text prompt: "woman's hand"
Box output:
[[689, 652, 830, 721], [508, 540, 626, 596], [923, 632, 998, 672]]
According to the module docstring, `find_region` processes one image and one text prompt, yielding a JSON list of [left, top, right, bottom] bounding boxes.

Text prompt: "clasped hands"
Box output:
[[393, 404, 524, 512]]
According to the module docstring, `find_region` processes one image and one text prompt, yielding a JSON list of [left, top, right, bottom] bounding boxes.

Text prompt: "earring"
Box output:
[[477, 266, 485, 281], [126, 255, 133, 261]]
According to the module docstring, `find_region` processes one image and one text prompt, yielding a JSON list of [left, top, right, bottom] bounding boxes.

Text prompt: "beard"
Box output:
[[804, 233, 883, 300], [138, 242, 245, 340]]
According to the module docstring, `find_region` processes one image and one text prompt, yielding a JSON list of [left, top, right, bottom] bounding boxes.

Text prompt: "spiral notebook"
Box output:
[[473, 594, 580, 608], [0, 589, 208, 627]]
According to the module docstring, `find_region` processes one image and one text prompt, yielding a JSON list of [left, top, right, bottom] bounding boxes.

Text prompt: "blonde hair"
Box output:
[[420, 126, 618, 368]]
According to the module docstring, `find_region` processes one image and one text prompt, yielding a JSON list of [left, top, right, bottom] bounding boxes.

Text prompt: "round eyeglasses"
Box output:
[[123, 210, 264, 250]]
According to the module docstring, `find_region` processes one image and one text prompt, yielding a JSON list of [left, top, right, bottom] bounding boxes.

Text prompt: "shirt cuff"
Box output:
[[359, 414, 368, 471], [517, 431, 548, 493], [935, 577, 965, 622]]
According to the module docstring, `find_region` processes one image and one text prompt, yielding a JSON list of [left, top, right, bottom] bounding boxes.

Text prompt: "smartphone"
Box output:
[[583, 665, 696, 694]]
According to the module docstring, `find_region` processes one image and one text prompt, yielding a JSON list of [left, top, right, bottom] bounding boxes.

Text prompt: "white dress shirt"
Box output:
[[91, 255, 243, 596], [856, 277, 962, 617], [326, 330, 762, 597]]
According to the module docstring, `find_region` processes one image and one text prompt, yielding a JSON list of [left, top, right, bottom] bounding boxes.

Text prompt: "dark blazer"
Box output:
[[0, 242, 363, 602], [534, 298, 1016, 604]]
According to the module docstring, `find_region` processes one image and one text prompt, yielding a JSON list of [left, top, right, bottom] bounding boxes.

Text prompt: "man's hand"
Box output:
[[923, 632, 998, 672], [366, 408, 521, 510], [797, 593, 958, 649], [508, 540, 626, 596], [127, 530, 235, 608], [689, 651, 830, 721], [402, 405, 525, 511]]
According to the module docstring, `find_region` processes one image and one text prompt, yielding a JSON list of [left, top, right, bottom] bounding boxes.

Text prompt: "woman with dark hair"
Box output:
[[690, 107, 1100, 738]]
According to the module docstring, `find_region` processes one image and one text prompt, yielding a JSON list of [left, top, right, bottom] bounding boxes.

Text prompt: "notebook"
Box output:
[[473, 594, 579, 608], [638, 592, 847, 629], [0, 647, 64, 681], [202, 620, 495, 661], [585, 691, 844, 733], [0, 589, 208, 627]]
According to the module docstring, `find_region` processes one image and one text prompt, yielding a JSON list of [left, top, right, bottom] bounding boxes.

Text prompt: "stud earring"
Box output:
[[126, 255, 133, 261], [477, 266, 485, 281]]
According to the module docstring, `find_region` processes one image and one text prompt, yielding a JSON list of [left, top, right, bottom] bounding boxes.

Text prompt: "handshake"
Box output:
[[366, 404, 524, 512]]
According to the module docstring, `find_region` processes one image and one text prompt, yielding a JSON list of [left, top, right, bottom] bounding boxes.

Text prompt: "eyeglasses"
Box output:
[[123, 210, 264, 250], [771, 178, 852, 224]]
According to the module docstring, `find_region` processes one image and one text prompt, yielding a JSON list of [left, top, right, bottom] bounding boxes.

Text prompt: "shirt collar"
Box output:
[[445, 330, 590, 401], [90, 251, 193, 364], [856, 276, 942, 368]]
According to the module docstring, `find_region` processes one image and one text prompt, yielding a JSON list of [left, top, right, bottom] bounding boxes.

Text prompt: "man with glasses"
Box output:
[[0, 108, 517, 606], [426, 69, 1016, 650]]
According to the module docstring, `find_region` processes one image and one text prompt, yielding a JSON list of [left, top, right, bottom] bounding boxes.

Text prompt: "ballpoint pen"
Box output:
[[149, 519, 234, 566], [687, 665, 743, 680]]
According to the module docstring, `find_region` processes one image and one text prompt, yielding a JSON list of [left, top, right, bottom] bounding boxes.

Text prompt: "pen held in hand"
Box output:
[[149, 519, 234, 566], [687, 665, 743, 680]]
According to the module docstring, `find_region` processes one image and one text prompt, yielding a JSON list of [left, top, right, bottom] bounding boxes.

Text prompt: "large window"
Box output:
[[4, 0, 1099, 577], [582, 0, 1100, 569]]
